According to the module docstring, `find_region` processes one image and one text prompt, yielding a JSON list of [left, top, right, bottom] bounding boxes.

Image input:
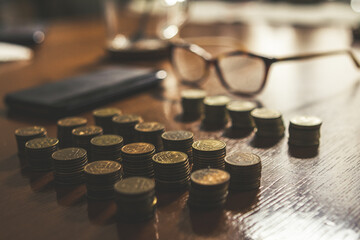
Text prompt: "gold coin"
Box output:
[[90, 135, 123, 146], [191, 169, 230, 186], [52, 147, 86, 161], [93, 107, 122, 117], [251, 108, 281, 119], [15, 126, 46, 137], [192, 139, 226, 152], [84, 160, 121, 175], [25, 137, 58, 149], [72, 126, 103, 136], [57, 117, 87, 127], [114, 177, 155, 195], [152, 151, 188, 164], [290, 115, 322, 128], [161, 130, 193, 141], [225, 152, 261, 166], [121, 142, 155, 155], [203, 95, 231, 106], [226, 100, 256, 112], [112, 114, 143, 124], [181, 89, 206, 99], [135, 122, 165, 132]]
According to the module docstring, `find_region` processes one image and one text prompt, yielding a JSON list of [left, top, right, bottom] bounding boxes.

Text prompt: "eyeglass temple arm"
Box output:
[[274, 50, 360, 68]]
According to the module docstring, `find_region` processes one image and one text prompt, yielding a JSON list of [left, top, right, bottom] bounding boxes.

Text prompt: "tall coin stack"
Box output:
[[72, 125, 103, 161], [192, 139, 226, 170], [225, 152, 262, 191], [121, 142, 155, 178], [114, 177, 157, 222], [84, 160, 122, 200], [15, 126, 47, 157], [181, 89, 206, 121], [152, 151, 190, 191], [57, 117, 87, 148], [161, 130, 194, 163], [226, 100, 256, 129], [112, 114, 143, 144], [188, 168, 230, 209], [289, 115, 322, 147], [90, 135, 124, 162], [52, 147, 88, 185], [134, 122, 165, 152], [251, 108, 285, 138], [93, 107, 122, 134], [203, 95, 231, 129], [25, 137, 59, 171]]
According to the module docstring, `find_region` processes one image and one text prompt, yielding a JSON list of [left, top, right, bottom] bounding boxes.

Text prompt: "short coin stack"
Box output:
[[112, 114, 143, 144], [93, 107, 122, 134], [251, 108, 285, 138], [57, 117, 87, 148], [25, 137, 59, 171], [72, 125, 103, 161], [15, 126, 47, 156], [225, 152, 262, 191], [226, 100, 256, 129], [84, 160, 122, 200], [121, 142, 155, 178], [288, 115, 322, 147], [152, 151, 190, 191], [52, 147, 88, 185], [90, 135, 124, 162], [114, 177, 157, 222], [181, 89, 206, 121], [161, 130, 194, 163], [203, 95, 231, 129], [192, 139, 226, 170], [134, 122, 165, 152], [188, 168, 230, 209]]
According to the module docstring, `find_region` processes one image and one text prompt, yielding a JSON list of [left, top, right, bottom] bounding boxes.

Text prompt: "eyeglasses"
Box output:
[[169, 38, 360, 96]]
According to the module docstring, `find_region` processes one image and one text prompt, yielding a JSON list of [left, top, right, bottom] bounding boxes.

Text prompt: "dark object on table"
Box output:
[[0, 23, 46, 46]]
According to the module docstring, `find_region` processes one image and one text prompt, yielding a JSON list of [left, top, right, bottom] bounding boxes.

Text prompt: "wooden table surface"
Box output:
[[1, 19, 360, 240]]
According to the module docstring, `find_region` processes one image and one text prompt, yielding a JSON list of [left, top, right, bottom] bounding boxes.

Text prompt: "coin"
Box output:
[[203, 95, 231, 106], [181, 89, 207, 99], [52, 147, 87, 161], [227, 100, 256, 112], [225, 152, 260, 166], [181, 89, 206, 121], [290, 115, 322, 129], [192, 139, 226, 152], [91, 135, 123, 147], [135, 122, 165, 132], [25, 137, 59, 149], [93, 107, 122, 117], [251, 108, 281, 119], [113, 114, 143, 124], [121, 142, 155, 155], [15, 126, 47, 137], [84, 160, 121, 175], [161, 130, 193, 141], [114, 177, 155, 196], [72, 126, 103, 137], [152, 151, 188, 164], [191, 168, 230, 186], [57, 117, 87, 127]]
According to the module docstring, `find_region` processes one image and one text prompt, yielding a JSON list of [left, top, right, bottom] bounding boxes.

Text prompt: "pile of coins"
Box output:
[[288, 115, 322, 147], [52, 147, 88, 185], [227, 100, 256, 129], [181, 89, 206, 121], [121, 142, 155, 178], [192, 139, 226, 170], [57, 117, 87, 148], [72, 125, 103, 161], [90, 135, 123, 162], [161, 130, 194, 163], [15, 126, 47, 156], [225, 152, 261, 191], [134, 122, 165, 152], [114, 177, 157, 222], [25, 137, 59, 171], [84, 160, 122, 200], [112, 114, 143, 144], [152, 151, 190, 191], [202, 95, 231, 129], [188, 168, 230, 209], [251, 108, 285, 138], [93, 107, 122, 134]]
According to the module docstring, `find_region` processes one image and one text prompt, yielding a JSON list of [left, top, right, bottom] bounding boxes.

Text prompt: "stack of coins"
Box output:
[[161, 130, 194, 163], [52, 147, 88, 185], [15, 126, 47, 156], [93, 107, 122, 134], [288, 115, 322, 147], [114, 177, 157, 222], [225, 152, 261, 191], [188, 168, 230, 209], [226, 100, 256, 129], [90, 135, 124, 162], [84, 160, 122, 200], [72, 126, 103, 161], [25, 137, 59, 171], [121, 142, 155, 178], [203, 95, 231, 129], [251, 108, 285, 138], [192, 139, 226, 170], [112, 114, 143, 144], [152, 151, 191, 191], [57, 117, 87, 148], [134, 122, 165, 152], [181, 89, 206, 121]]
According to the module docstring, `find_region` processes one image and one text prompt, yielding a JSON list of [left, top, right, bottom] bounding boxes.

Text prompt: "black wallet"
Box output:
[[5, 66, 166, 118]]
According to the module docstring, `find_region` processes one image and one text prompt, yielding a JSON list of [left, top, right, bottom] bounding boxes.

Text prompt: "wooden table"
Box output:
[[1, 19, 360, 240]]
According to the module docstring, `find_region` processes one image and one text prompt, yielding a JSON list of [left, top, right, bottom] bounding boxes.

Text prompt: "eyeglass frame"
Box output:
[[169, 40, 360, 96]]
